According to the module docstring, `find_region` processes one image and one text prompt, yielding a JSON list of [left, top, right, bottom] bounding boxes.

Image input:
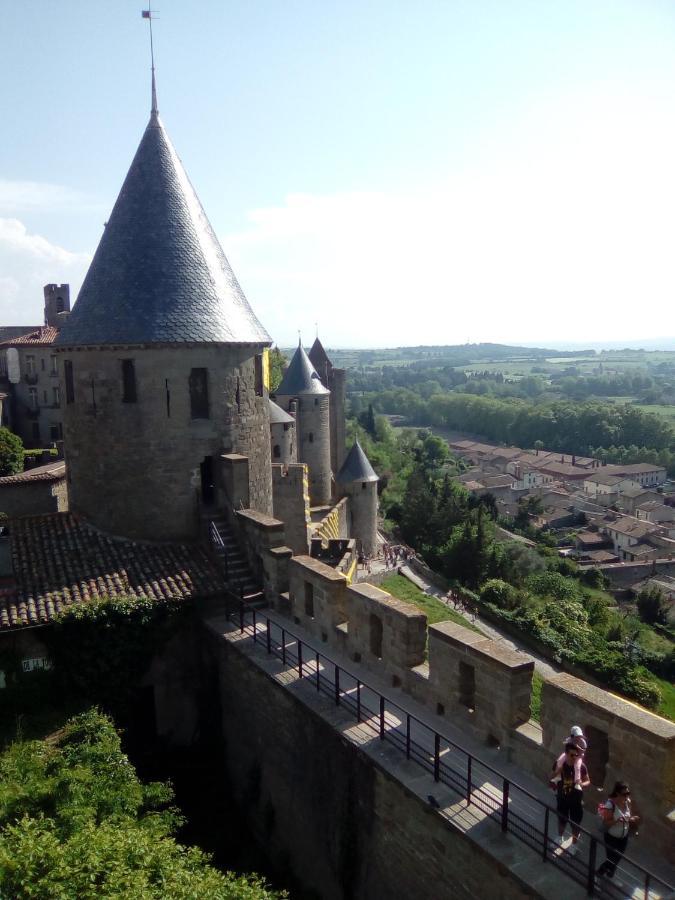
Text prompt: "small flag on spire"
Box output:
[[142, 10, 151, 18]]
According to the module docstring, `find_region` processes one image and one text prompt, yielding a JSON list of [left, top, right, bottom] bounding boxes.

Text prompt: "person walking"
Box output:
[[550, 743, 590, 854], [597, 782, 639, 880]]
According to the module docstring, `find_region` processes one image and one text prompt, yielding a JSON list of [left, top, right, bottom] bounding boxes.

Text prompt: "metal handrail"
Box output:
[[208, 521, 228, 580], [224, 597, 674, 900]]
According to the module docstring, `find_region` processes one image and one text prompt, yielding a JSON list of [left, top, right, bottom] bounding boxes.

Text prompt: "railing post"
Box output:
[[315, 652, 320, 691], [434, 733, 440, 782], [501, 779, 509, 832], [587, 836, 597, 896], [266, 618, 271, 654], [281, 628, 286, 664], [252, 609, 257, 642], [239, 603, 244, 633], [298, 641, 303, 678], [356, 681, 361, 723], [379, 696, 385, 739], [335, 666, 340, 706], [644, 873, 651, 900], [466, 755, 472, 805], [542, 807, 549, 861], [406, 714, 411, 760]]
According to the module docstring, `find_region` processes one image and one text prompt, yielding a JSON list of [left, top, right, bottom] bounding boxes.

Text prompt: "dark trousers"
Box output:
[[598, 833, 628, 878], [556, 791, 583, 837]]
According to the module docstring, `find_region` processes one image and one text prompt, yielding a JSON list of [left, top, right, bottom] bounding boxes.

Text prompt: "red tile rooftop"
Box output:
[[0, 512, 223, 630], [0, 461, 65, 484], [0, 326, 59, 346]]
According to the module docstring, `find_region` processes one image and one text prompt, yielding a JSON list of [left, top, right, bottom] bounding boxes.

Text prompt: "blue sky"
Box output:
[[3, 0, 675, 347]]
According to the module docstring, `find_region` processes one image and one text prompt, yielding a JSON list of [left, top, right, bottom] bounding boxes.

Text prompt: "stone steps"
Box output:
[[208, 517, 263, 603]]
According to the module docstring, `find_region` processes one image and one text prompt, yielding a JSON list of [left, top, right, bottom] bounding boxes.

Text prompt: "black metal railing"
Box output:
[[223, 597, 674, 900], [209, 521, 229, 580]]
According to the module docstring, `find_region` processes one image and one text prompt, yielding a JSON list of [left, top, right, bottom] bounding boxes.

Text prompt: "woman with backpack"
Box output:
[[597, 781, 640, 880]]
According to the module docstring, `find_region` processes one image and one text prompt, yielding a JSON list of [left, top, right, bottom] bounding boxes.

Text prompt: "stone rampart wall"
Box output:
[[0, 478, 68, 518], [315, 497, 348, 543], [283, 555, 675, 862], [271, 463, 310, 555]]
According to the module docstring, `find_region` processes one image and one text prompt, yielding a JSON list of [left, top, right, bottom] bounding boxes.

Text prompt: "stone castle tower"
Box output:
[[43, 284, 71, 327], [309, 337, 346, 475], [274, 344, 332, 506], [269, 399, 297, 465], [336, 439, 379, 556], [55, 88, 272, 541]]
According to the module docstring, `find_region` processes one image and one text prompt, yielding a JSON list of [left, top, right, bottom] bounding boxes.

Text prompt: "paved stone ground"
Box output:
[[209, 607, 675, 900]]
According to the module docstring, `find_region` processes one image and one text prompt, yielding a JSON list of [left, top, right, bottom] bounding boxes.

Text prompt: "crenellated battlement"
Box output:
[[279, 554, 675, 862]]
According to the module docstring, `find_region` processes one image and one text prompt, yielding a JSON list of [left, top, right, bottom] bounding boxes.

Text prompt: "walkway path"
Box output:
[[212, 605, 675, 899]]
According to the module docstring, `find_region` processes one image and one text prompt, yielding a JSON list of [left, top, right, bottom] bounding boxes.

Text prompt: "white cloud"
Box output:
[[0, 218, 90, 323], [225, 87, 675, 348], [0, 180, 98, 214]]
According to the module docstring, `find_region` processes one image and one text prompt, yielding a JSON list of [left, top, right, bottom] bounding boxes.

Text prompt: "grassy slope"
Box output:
[[380, 574, 483, 632]]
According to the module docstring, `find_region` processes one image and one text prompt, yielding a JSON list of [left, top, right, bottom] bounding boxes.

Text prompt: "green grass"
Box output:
[[631, 403, 675, 423], [381, 574, 483, 633], [653, 676, 675, 722], [531, 671, 543, 723]]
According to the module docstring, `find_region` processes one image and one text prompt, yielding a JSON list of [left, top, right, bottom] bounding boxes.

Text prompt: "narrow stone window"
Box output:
[[189, 368, 209, 419], [369, 613, 383, 658], [308, 432, 314, 443], [254, 354, 264, 397], [53, 387, 60, 408], [304, 582, 314, 617], [25, 355, 36, 377], [273, 444, 281, 459], [64, 360, 75, 404], [459, 661, 475, 710], [50, 355, 57, 375], [121, 359, 137, 403]]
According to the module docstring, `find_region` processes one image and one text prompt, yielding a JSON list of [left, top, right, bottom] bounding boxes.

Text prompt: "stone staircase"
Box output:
[[208, 516, 265, 606]]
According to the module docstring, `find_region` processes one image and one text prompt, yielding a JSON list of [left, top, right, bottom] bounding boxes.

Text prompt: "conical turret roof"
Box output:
[[275, 344, 329, 396], [56, 112, 270, 348], [308, 337, 332, 386], [268, 398, 295, 425], [336, 440, 378, 484]]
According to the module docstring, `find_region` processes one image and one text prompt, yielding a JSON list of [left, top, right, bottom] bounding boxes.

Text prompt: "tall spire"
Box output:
[[143, 4, 158, 116]]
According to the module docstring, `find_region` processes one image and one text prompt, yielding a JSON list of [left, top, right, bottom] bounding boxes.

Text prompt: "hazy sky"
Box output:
[[3, 1, 675, 348]]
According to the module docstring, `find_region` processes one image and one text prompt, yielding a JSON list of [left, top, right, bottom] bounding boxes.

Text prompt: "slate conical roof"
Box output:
[[308, 337, 332, 385], [336, 440, 379, 484], [268, 398, 295, 425], [56, 111, 271, 348], [275, 344, 329, 396]]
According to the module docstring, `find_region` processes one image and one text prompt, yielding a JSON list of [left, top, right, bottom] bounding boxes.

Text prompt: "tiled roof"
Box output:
[[275, 344, 329, 396], [268, 399, 295, 425], [336, 440, 378, 484], [0, 461, 65, 485], [308, 337, 333, 385], [0, 326, 59, 347], [0, 513, 222, 630], [55, 112, 270, 348]]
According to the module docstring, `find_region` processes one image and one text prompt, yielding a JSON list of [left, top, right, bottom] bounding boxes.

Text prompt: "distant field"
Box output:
[[631, 403, 675, 422]]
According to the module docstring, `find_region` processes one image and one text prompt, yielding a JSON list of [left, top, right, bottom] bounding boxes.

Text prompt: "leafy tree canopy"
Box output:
[[0, 710, 285, 900], [0, 427, 24, 477]]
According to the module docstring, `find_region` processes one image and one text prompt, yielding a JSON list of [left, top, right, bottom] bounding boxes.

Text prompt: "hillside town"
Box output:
[[449, 438, 675, 619]]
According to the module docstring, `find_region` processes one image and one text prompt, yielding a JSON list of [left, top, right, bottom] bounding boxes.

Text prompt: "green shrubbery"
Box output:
[[0, 710, 284, 899]]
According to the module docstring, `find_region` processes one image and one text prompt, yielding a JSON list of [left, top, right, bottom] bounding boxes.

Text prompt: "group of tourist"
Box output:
[[382, 543, 414, 568], [550, 725, 639, 882]]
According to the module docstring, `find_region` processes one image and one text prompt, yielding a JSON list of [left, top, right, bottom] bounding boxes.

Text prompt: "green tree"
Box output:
[[0, 710, 285, 900], [268, 347, 287, 392], [636, 586, 668, 626], [0, 428, 23, 477]]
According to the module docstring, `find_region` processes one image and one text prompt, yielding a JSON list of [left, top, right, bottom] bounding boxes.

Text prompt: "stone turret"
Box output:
[[336, 440, 379, 556], [274, 344, 331, 505], [55, 92, 273, 541], [309, 337, 346, 474], [43, 284, 70, 327], [269, 398, 297, 465]]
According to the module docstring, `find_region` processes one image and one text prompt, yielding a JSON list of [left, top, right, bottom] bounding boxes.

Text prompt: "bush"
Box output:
[[0, 710, 285, 899], [0, 428, 23, 477], [480, 579, 519, 610]]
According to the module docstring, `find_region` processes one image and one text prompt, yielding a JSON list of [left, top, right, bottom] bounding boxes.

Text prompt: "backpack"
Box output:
[[597, 800, 613, 832]]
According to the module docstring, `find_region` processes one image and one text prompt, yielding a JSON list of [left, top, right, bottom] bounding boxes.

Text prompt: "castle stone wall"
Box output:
[[272, 463, 310, 555], [58, 345, 272, 540], [270, 420, 296, 465], [0, 478, 68, 519], [346, 480, 378, 556], [329, 367, 346, 474], [315, 497, 348, 543]]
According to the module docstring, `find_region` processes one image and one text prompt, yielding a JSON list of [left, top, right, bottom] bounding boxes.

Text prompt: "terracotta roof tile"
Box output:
[[0, 512, 222, 630], [0, 326, 59, 347]]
